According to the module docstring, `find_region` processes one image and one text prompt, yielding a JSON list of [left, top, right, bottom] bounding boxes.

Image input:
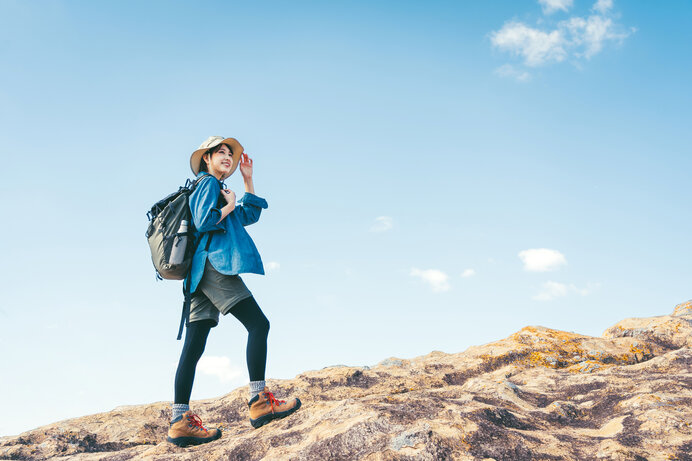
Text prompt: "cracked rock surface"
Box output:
[[2, 301, 691, 460]]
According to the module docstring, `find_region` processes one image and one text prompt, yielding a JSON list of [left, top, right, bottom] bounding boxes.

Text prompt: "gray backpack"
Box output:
[[146, 174, 211, 338]]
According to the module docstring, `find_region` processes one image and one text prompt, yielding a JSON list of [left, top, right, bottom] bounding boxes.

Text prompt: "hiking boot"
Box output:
[[167, 411, 222, 447], [248, 387, 301, 429]]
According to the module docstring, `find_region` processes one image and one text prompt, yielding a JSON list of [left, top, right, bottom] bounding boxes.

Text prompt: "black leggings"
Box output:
[[174, 296, 270, 405]]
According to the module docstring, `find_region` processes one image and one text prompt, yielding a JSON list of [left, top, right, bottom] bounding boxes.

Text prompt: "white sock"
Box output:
[[171, 403, 189, 421], [249, 380, 266, 399]]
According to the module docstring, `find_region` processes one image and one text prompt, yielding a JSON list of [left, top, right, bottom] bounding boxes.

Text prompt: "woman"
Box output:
[[167, 136, 301, 447]]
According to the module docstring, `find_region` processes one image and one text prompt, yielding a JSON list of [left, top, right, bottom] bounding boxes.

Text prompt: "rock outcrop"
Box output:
[[2, 301, 691, 460]]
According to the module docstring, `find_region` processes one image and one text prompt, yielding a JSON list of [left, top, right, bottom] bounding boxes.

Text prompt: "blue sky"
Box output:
[[1, 0, 690, 436]]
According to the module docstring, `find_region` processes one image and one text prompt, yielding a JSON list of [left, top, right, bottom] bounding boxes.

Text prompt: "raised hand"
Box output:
[[239, 152, 253, 180]]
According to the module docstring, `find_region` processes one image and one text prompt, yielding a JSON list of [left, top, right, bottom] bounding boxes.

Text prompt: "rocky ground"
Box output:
[[2, 301, 691, 461]]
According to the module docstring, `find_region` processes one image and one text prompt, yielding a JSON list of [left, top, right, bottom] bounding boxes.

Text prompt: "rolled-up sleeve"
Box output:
[[235, 192, 268, 226], [189, 177, 225, 233]]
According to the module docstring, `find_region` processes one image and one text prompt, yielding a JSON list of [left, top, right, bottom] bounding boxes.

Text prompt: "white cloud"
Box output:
[[490, 1, 634, 71], [491, 21, 567, 67], [562, 14, 632, 58], [410, 268, 450, 292], [518, 248, 567, 272], [197, 356, 244, 383], [461, 269, 476, 278], [592, 0, 613, 14], [370, 216, 393, 232], [533, 281, 599, 301], [539, 0, 573, 15], [265, 261, 280, 271], [533, 281, 570, 300], [494, 64, 532, 82]]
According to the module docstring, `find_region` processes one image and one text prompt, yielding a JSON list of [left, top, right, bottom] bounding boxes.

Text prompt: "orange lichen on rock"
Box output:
[[672, 299, 692, 316], [629, 342, 655, 363]]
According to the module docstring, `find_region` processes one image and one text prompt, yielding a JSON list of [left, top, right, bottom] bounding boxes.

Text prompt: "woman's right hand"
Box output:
[[215, 189, 237, 225], [221, 189, 236, 205]]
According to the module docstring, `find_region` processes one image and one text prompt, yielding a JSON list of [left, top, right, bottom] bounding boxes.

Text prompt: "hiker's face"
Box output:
[[205, 144, 234, 180]]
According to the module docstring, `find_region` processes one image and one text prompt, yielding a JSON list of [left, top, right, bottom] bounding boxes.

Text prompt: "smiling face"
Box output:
[[203, 144, 234, 180]]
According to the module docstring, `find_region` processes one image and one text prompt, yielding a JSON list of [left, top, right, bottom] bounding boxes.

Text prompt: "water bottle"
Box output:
[[169, 220, 188, 266]]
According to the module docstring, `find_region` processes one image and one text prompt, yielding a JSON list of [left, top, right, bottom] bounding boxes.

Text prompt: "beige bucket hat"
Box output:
[[190, 136, 244, 176]]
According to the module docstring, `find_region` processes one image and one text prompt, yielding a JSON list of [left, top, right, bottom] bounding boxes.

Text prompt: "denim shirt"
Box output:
[[186, 172, 268, 293]]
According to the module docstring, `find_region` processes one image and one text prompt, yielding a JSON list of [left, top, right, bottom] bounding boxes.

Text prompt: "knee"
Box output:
[[183, 341, 206, 363], [251, 315, 269, 337], [259, 317, 270, 336], [195, 341, 208, 357]]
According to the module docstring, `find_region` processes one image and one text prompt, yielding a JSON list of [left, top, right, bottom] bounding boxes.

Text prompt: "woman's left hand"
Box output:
[[240, 152, 253, 179]]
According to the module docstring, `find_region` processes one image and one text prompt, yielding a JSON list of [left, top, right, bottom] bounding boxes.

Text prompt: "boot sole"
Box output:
[[167, 429, 222, 447], [250, 398, 302, 429]]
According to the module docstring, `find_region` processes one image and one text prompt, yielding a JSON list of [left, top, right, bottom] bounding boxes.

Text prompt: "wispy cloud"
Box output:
[[461, 269, 476, 278], [592, 0, 613, 14], [265, 261, 280, 271], [410, 268, 450, 292], [533, 281, 599, 301], [197, 356, 244, 383], [518, 248, 567, 272], [494, 64, 532, 82], [491, 21, 567, 67], [491, 0, 635, 78], [533, 281, 569, 300], [561, 14, 630, 59], [370, 216, 393, 233], [539, 0, 574, 15]]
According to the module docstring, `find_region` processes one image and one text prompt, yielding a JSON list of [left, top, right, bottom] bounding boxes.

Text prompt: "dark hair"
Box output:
[[198, 145, 224, 173], [199, 155, 209, 173]]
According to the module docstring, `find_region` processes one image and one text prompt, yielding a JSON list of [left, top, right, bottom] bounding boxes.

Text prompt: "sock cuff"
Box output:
[[171, 403, 190, 422], [249, 380, 266, 397]]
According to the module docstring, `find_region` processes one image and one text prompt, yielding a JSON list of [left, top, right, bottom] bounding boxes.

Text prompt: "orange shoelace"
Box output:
[[265, 391, 286, 413], [187, 413, 208, 433]]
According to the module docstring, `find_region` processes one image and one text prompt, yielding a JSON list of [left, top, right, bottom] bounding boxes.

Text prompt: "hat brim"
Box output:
[[190, 137, 244, 177]]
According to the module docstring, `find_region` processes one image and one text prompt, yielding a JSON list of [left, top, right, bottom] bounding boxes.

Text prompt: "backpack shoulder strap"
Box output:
[[191, 173, 213, 190], [177, 278, 192, 340]]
